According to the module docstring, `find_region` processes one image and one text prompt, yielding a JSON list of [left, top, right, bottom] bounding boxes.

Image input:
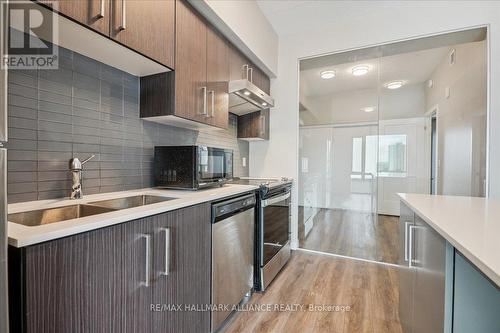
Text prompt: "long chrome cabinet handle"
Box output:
[[118, 0, 126, 31], [201, 86, 207, 115], [140, 234, 151, 287], [243, 64, 250, 80], [97, 0, 105, 18], [161, 228, 170, 276], [404, 221, 411, 262], [408, 225, 416, 268], [249, 67, 253, 83], [260, 114, 265, 136], [210, 91, 215, 118]]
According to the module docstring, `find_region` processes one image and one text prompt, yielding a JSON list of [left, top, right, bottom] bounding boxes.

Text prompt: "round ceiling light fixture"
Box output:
[[386, 80, 404, 90], [362, 106, 376, 113], [320, 70, 336, 79], [352, 65, 369, 76]]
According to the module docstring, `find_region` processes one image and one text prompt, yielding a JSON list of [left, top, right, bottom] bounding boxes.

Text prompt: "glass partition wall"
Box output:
[[298, 28, 487, 264]]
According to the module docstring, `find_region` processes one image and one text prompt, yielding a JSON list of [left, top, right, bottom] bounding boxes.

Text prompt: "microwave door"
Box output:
[[200, 148, 225, 180]]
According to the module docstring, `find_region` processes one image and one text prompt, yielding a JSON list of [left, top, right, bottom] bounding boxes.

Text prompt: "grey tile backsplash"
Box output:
[[6, 47, 249, 203]]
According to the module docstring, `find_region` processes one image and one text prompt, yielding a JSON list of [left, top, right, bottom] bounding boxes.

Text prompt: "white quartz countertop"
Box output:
[[398, 193, 500, 287], [8, 184, 258, 248]]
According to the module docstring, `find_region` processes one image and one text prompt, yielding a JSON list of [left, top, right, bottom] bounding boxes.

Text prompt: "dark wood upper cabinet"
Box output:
[[110, 0, 175, 68], [251, 66, 271, 94], [237, 109, 270, 141], [229, 45, 271, 94], [37, 0, 175, 68], [173, 0, 209, 124], [206, 27, 229, 129], [141, 0, 229, 129], [38, 0, 111, 35], [229, 47, 249, 82], [230, 45, 271, 140]]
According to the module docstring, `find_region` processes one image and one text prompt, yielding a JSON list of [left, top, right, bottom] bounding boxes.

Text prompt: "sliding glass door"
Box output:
[[298, 27, 487, 264]]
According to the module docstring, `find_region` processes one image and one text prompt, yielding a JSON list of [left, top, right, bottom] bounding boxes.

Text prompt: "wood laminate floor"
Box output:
[[299, 209, 400, 264], [224, 251, 403, 333]]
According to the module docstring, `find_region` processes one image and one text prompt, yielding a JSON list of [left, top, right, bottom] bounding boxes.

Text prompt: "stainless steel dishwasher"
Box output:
[[211, 193, 256, 332]]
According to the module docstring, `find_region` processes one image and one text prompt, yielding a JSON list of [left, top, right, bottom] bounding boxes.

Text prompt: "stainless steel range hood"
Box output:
[[229, 79, 274, 115]]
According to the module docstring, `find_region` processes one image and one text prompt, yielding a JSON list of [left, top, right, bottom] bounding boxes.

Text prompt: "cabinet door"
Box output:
[[398, 203, 415, 333], [229, 46, 249, 81], [174, 0, 209, 124], [250, 65, 270, 94], [151, 203, 211, 333], [122, 217, 155, 333], [38, 0, 111, 35], [110, 0, 175, 68], [206, 27, 229, 129], [237, 109, 269, 140], [20, 224, 124, 333], [413, 215, 446, 333]]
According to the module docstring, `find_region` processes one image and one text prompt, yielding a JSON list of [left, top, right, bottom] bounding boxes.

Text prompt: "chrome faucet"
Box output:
[[69, 154, 95, 199]]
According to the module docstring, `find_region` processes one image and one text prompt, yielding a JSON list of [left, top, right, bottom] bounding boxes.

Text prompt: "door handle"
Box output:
[[201, 86, 207, 116], [210, 90, 215, 118], [97, 0, 105, 19], [404, 222, 411, 262], [118, 0, 126, 31], [160, 228, 170, 276], [140, 234, 151, 287]]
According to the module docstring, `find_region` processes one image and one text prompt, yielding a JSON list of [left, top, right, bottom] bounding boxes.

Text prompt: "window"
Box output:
[[351, 134, 407, 179], [378, 134, 407, 177]]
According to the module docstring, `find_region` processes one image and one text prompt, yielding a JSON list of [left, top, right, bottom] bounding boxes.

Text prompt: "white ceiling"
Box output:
[[300, 46, 450, 97], [256, 0, 385, 37]]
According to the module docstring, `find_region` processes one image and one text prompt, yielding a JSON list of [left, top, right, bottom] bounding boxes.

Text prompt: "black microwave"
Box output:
[[154, 146, 233, 189]]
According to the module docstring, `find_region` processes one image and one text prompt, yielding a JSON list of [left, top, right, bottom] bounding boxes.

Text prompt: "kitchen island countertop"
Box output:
[[399, 193, 500, 287]]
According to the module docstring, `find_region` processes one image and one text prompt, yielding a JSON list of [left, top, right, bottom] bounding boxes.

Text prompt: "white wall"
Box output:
[[249, 1, 500, 249], [189, 0, 279, 76], [426, 41, 487, 196]]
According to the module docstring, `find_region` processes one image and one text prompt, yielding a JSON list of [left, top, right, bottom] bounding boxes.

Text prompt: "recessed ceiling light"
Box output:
[[320, 70, 336, 79], [386, 80, 404, 90], [352, 65, 369, 76], [362, 106, 376, 113], [243, 91, 251, 96], [262, 102, 267, 106]]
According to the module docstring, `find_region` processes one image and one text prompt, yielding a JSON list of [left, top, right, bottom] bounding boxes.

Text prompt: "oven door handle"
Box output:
[[262, 192, 291, 207]]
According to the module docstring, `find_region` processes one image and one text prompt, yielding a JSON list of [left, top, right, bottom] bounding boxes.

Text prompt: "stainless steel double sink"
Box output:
[[8, 195, 176, 227]]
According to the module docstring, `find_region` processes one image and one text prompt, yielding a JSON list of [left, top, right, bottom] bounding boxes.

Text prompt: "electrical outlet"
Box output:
[[242, 157, 247, 167], [445, 87, 450, 99]]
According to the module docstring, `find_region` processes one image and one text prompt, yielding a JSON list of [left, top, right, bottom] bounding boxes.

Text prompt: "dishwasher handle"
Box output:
[[212, 193, 256, 222]]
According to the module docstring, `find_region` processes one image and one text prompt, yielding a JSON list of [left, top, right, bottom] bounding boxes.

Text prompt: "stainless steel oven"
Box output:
[[256, 184, 292, 291], [154, 145, 233, 190]]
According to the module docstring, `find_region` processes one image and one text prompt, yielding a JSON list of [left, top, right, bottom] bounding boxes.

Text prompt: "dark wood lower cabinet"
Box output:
[[8, 203, 211, 333]]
